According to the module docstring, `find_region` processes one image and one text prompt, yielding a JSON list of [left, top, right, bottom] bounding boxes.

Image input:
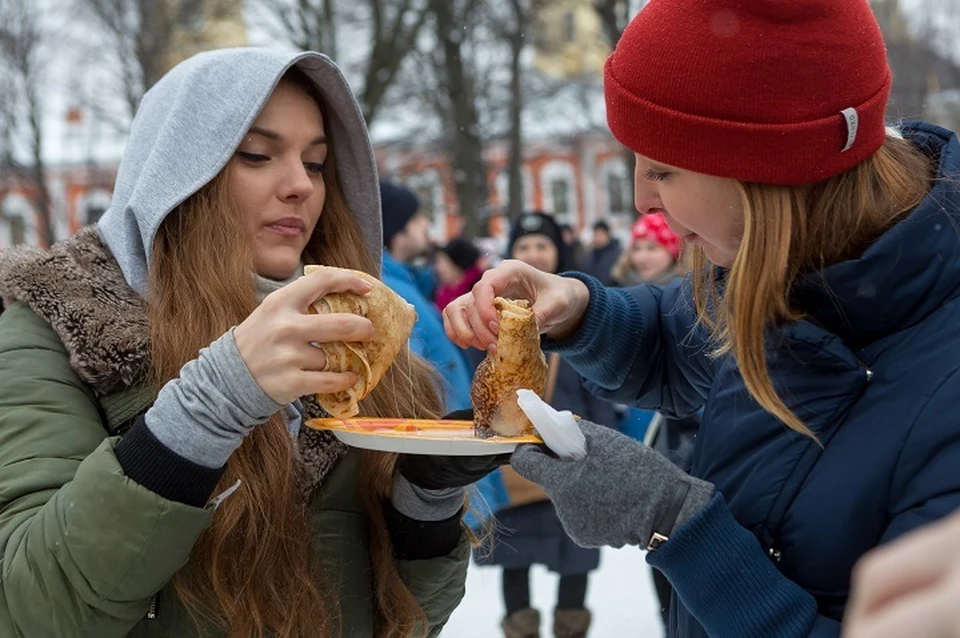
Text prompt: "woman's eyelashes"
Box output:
[[304, 162, 326, 175], [237, 152, 326, 175], [643, 168, 670, 182], [238, 151, 269, 163]]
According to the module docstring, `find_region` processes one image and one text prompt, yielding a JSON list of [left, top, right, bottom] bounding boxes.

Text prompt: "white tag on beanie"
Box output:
[[841, 107, 859, 152]]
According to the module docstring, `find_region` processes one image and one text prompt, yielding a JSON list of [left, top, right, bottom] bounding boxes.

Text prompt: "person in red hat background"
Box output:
[[442, 0, 960, 636], [611, 212, 684, 287]]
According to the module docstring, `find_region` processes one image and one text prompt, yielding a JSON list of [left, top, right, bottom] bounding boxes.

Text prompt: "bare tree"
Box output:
[[75, 0, 240, 117], [423, 0, 488, 237], [485, 0, 539, 222], [252, 0, 339, 57], [253, 0, 429, 126], [0, 0, 55, 245], [593, 0, 632, 49], [593, 0, 640, 213]]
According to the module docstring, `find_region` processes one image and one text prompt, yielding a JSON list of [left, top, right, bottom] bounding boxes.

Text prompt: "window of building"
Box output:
[[539, 160, 577, 225], [2, 193, 34, 247], [9, 215, 25, 246], [603, 160, 632, 215], [404, 169, 445, 239], [79, 189, 112, 226], [496, 167, 536, 215], [85, 206, 106, 225], [550, 178, 570, 216], [607, 171, 626, 214], [411, 181, 437, 222]]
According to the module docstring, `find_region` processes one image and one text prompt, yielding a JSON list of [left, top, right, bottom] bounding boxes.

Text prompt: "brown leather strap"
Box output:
[[544, 353, 562, 404]]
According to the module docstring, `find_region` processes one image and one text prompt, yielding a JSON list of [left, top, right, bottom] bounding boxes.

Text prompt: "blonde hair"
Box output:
[[150, 78, 445, 638], [692, 134, 932, 437]]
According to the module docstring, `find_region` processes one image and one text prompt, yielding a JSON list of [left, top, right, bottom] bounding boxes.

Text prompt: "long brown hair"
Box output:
[[692, 133, 932, 437], [149, 77, 445, 638]]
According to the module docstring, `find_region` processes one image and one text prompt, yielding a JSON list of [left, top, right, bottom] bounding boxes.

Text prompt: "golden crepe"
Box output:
[[304, 265, 417, 418], [471, 297, 548, 438]]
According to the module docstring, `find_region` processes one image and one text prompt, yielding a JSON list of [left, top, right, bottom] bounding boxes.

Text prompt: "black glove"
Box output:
[[396, 409, 512, 490]]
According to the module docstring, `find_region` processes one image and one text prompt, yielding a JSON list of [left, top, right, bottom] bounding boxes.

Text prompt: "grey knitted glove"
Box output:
[[511, 419, 714, 549]]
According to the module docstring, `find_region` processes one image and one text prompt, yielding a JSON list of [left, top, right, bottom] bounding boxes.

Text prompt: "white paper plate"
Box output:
[[306, 418, 542, 456]]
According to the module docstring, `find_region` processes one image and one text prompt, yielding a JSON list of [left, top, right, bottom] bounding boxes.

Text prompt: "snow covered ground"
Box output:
[[442, 547, 665, 637]]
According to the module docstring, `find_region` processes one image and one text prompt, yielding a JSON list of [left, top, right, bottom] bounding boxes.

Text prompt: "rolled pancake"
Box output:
[[471, 297, 548, 437], [304, 265, 417, 418]]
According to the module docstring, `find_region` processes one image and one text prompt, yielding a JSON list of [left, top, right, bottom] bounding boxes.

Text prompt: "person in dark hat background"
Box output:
[[558, 223, 585, 271], [380, 179, 437, 300], [379, 179, 472, 411]]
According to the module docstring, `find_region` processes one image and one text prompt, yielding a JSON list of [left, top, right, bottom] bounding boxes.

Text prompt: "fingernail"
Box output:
[[488, 343, 498, 355], [488, 320, 498, 333]]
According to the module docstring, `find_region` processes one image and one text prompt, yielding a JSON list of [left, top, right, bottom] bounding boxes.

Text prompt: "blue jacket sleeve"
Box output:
[[544, 273, 715, 419], [648, 494, 840, 638]]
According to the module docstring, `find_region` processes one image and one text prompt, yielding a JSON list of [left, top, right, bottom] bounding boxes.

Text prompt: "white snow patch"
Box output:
[[442, 546, 665, 637]]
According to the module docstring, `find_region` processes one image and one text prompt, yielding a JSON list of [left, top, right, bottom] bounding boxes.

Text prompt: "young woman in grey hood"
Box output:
[[0, 48, 496, 637]]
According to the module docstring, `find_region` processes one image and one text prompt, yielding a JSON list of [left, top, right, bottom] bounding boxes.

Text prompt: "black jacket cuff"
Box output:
[[383, 501, 463, 560], [115, 416, 226, 507]]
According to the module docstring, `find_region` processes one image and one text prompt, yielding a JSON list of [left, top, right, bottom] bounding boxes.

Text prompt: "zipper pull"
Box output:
[[146, 593, 159, 620]]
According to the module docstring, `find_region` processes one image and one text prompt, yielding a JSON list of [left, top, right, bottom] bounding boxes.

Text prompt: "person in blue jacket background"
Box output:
[[442, 1, 960, 636], [379, 180, 472, 412]]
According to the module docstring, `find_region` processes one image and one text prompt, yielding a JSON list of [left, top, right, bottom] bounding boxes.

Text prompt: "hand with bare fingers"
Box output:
[[844, 509, 960, 638], [233, 267, 376, 405], [441, 259, 591, 352], [139, 267, 378, 471]]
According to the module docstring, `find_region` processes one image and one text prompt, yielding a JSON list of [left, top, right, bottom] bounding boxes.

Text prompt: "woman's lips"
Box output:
[[267, 217, 305, 237]]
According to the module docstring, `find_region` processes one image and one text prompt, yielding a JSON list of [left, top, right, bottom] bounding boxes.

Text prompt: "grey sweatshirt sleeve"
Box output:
[[144, 330, 284, 469], [390, 474, 465, 521]]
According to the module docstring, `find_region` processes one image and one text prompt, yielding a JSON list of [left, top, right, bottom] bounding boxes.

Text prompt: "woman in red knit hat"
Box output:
[[611, 213, 684, 287], [443, 1, 960, 637]]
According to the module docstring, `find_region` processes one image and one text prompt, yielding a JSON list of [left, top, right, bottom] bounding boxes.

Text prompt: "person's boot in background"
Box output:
[[501, 607, 541, 638], [553, 608, 591, 638]]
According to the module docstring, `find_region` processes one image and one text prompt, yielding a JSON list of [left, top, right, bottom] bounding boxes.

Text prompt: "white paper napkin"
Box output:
[[516, 389, 587, 460]]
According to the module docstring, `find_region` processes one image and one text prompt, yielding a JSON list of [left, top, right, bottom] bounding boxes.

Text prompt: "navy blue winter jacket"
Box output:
[[548, 122, 960, 637]]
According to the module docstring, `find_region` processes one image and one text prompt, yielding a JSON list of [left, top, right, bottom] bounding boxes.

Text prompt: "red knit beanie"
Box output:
[[632, 213, 682, 261], [604, 0, 892, 185]]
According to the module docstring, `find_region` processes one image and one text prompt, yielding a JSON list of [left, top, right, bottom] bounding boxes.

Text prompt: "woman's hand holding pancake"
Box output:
[[233, 268, 375, 405], [442, 259, 591, 352]]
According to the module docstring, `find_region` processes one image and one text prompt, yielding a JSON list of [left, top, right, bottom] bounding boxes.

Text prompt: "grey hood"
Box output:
[[97, 47, 382, 297]]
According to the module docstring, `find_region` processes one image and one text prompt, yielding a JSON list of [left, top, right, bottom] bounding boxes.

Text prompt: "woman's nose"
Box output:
[[280, 162, 315, 202]]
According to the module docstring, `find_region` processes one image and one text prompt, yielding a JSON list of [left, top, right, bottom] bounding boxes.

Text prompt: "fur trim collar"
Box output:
[[0, 227, 347, 491], [0, 227, 149, 395]]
